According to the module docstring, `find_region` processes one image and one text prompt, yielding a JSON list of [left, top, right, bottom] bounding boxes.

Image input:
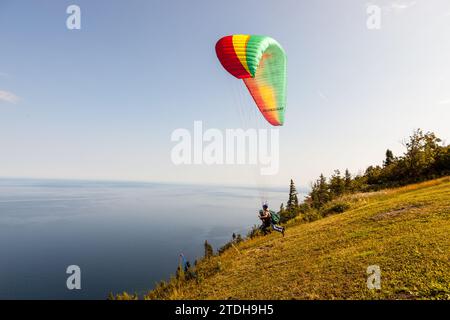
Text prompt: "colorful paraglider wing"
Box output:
[[215, 35, 287, 126]]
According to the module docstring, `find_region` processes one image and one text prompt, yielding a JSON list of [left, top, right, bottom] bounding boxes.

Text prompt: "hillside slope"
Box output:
[[172, 178, 450, 300]]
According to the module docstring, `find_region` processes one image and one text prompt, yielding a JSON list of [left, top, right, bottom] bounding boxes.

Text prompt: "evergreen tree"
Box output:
[[184, 261, 191, 272], [204, 240, 213, 259], [383, 149, 395, 167], [176, 264, 185, 281], [329, 169, 345, 197], [286, 179, 299, 211], [344, 169, 352, 192], [310, 174, 330, 209], [316, 174, 330, 208]]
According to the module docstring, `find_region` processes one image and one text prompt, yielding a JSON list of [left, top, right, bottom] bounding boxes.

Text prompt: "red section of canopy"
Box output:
[[215, 36, 251, 79]]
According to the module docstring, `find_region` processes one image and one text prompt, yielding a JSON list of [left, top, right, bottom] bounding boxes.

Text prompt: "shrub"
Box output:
[[322, 201, 351, 216], [247, 224, 262, 239], [303, 210, 321, 222]]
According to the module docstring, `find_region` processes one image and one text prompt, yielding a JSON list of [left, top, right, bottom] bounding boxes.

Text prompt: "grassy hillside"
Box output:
[[145, 177, 450, 300]]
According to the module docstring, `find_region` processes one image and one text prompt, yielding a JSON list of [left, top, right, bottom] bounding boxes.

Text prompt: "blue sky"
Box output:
[[1, 0, 449, 188]]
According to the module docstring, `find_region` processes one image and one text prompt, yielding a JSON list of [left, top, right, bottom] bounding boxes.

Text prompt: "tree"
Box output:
[[402, 129, 442, 180], [383, 149, 395, 167], [329, 169, 345, 197], [344, 169, 352, 192], [176, 264, 185, 281], [432, 145, 450, 174], [184, 261, 191, 272], [310, 174, 330, 209], [365, 165, 383, 186], [204, 240, 213, 259], [279, 203, 285, 213], [286, 179, 299, 211]]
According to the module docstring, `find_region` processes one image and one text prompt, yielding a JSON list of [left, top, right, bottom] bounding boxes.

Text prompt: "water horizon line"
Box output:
[[0, 176, 310, 194]]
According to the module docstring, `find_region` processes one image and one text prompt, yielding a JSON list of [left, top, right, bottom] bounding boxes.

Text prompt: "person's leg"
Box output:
[[271, 223, 284, 233], [264, 220, 273, 235], [260, 223, 268, 235]]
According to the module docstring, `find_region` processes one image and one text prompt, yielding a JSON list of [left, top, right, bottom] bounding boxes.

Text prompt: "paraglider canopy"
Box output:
[[215, 35, 287, 126]]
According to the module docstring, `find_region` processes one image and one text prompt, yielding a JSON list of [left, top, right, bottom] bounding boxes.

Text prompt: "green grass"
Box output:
[[126, 177, 450, 300]]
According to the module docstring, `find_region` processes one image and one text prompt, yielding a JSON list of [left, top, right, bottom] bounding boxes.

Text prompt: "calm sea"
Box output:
[[0, 178, 293, 299]]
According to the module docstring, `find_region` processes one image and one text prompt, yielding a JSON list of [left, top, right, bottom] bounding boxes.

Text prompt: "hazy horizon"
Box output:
[[0, 176, 307, 193]]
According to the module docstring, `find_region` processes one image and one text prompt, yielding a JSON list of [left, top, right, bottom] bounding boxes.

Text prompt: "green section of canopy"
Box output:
[[245, 36, 287, 125]]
